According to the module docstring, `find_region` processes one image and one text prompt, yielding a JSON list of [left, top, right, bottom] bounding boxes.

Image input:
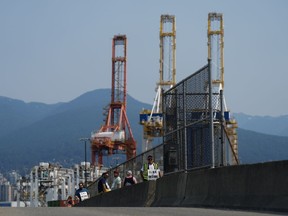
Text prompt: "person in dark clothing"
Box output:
[[75, 182, 89, 202], [123, 170, 137, 186], [98, 172, 111, 193]]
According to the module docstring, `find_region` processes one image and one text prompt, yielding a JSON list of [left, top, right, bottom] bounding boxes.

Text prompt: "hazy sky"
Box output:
[[0, 0, 287, 117]]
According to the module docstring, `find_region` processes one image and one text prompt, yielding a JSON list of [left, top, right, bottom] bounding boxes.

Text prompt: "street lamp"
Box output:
[[79, 137, 90, 187]]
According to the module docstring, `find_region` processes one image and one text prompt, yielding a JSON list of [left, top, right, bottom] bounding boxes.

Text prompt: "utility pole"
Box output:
[[79, 138, 90, 187]]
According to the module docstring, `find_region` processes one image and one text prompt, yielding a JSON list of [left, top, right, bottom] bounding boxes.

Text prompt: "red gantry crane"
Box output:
[[90, 35, 136, 166]]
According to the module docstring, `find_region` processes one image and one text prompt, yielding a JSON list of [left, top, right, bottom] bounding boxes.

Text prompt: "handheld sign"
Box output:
[[79, 191, 89, 201], [148, 169, 160, 180]]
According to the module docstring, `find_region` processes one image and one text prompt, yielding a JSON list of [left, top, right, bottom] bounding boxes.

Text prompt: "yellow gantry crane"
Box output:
[[208, 12, 239, 164], [208, 12, 224, 90], [140, 14, 176, 151]]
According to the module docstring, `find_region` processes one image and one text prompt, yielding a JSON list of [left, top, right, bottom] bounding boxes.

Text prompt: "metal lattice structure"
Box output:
[[161, 13, 239, 174], [91, 35, 136, 167], [208, 12, 238, 163], [208, 12, 224, 92], [139, 14, 176, 152]]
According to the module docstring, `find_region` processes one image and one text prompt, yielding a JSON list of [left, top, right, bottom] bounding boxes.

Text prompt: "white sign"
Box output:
[[79, 191, 89, 201], [148, 169, 160, 180]]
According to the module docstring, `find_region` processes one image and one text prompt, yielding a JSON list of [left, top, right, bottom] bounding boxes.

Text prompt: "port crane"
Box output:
[[139, 14, 176, 152], [90, 35, 136, 166], [208, 12, 239, 164]]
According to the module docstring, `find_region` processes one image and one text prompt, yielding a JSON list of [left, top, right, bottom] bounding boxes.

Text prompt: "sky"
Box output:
[[0, 0, 287, 117]]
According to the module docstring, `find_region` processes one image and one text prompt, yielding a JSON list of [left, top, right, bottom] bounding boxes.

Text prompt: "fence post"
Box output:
[[208, 58, 215, 168]]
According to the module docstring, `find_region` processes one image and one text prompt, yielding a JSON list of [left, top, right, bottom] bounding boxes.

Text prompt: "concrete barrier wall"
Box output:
[[164, 160, 288, 212], [76, 160, 288, 212], [151, 171, 187, 207], [181, 161, 288, 211], [77, 180, 156, 207]]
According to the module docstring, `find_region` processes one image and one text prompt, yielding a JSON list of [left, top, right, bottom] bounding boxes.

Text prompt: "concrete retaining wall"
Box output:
[[76, 160, 288, 212], [151, 171, 187, 206], [77, 180, 156, 207]]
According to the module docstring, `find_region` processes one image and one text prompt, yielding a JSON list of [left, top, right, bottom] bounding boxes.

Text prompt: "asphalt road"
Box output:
[[0, 207, 286, 216]]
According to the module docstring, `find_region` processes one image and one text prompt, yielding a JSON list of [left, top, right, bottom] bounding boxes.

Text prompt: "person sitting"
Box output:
[[123, 170, 137, 186], [66, 195, 74, 207]]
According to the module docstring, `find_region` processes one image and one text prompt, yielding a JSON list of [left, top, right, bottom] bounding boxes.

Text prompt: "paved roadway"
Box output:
[[0, 207, 286, 216]]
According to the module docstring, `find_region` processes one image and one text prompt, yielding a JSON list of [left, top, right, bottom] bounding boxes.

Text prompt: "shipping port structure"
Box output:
[[14, 162, 107, 207], [139, 14, 176, 152], [90, 35, 137, 167], [1, 12, 240, 208]]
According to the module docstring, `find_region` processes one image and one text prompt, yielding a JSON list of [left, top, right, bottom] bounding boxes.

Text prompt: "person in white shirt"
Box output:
[[111, 170, 122, 190]]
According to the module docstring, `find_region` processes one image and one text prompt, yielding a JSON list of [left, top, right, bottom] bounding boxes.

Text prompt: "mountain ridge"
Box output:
[[233, 112, 288, 137], [0, 89, 287, 174]]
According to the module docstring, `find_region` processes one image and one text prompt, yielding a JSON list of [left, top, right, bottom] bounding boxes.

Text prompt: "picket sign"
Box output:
[[148, 169, 160, 180]]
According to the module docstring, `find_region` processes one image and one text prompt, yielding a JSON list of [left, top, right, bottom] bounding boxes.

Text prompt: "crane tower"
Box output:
[[208, 12, 225, 93], [140, 14, 176, 151], [90, 35, 136, 166], [208, 13, 238, 164]]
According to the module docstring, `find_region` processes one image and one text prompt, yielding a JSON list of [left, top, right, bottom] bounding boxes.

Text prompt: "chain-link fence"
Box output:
[[88, 61, 237, 194], [163, 62, 234, 174]]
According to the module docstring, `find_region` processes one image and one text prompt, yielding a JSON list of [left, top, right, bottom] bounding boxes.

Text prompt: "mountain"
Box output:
[[0, 89, 150, 174], [0, 96, 62, 137], [233, 113, 288, 137], [238, 128, 288, 163], [0, 89, 287, 174]]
